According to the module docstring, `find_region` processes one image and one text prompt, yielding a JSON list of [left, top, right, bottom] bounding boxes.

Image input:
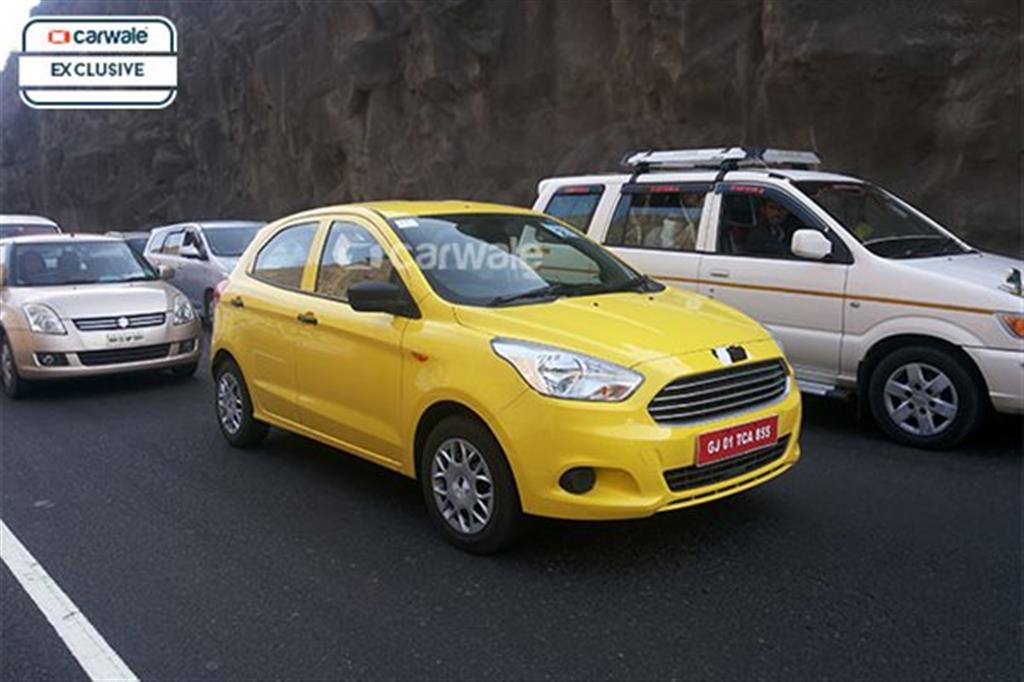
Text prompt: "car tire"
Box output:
[[171, 361, 199, 379], [203, 290, 215, 330], [0, 335, 31, 399], [214, 358, 268, 448], [419, 414, 523, 554], [867, 345, 986, 449]]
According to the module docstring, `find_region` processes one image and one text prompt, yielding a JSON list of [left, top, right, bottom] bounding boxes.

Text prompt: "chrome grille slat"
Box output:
[[648, 359, 787, 425], [73, 312, 166, 331]]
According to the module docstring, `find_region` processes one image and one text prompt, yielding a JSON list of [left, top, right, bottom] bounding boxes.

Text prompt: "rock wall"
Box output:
[[1, 0, 1020, 255]]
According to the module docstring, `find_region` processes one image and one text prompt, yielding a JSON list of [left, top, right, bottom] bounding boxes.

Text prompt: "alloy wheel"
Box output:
[[217, 372, 244, 435], [430, 437, 494, 535], [883, 362, 959, 437]]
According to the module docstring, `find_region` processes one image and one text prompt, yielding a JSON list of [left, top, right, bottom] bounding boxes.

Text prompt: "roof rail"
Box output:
[[621, 147, 822, 174]]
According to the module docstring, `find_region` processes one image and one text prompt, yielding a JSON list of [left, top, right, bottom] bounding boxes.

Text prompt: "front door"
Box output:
[[698, 184, 850, 385], [295, 217, 407, 465]]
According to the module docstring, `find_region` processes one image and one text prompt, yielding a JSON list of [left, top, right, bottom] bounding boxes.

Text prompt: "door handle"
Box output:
[[297, 311, 318, 325], [228, 296, 244, 308], [708, 269, 731, 279]]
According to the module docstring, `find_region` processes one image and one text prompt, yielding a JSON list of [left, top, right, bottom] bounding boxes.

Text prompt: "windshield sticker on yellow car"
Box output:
[[394, 218, 419, 229]]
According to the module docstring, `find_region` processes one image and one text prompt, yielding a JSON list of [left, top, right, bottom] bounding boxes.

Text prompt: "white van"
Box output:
[[533, 147, 1023, 448], [0, 214, 61, 239]]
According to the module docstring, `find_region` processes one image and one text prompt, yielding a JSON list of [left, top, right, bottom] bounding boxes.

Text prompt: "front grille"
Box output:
[[664, 436, 790, 492], [648, 359, 788, 425], [77, 343, 170, 366], [73, 312, 166, 331]]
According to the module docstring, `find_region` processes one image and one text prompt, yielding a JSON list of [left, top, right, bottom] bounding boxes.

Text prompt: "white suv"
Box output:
[[533, 148, 1023, 448]]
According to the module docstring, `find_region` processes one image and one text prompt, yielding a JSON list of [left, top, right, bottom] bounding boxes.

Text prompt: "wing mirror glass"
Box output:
[[790, 229, 832, 260], [157, 264, 175, 280], [347, 281, 420, 319]]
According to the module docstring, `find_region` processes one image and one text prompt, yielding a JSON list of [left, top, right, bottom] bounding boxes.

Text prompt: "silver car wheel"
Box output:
[[217, 372, 244, 435], [883, 362, 959, 437], [430, 437, 494, 535], [1, 342, 13, 388]]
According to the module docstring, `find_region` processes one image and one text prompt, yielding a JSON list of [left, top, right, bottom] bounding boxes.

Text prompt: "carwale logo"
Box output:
[[19, 15, 177, 110]]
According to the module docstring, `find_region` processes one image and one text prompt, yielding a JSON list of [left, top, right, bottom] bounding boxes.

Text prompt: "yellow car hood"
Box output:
[[453, 287, 772, 368]]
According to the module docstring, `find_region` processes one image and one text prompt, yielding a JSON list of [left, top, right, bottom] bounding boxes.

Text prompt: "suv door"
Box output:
[[233, 220, 321, 423], [600, 183, 711, 291], [175, 226, 207, 306], [294, 216, 408, 465], [699, 183, 851, 386]]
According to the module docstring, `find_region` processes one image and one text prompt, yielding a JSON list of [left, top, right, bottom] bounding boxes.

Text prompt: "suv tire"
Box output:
[[420, 415, 522, 554], [868, 345, 986, 449]]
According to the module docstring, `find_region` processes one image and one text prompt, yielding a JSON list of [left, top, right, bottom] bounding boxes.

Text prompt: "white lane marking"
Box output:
[[1, 520, 139, 681]]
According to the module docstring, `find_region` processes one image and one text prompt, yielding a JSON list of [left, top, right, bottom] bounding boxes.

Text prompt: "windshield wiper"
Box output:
[[488, 285, 562, 307]]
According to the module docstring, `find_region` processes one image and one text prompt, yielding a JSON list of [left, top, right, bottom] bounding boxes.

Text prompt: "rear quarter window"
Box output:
[[543, 186, 604, 231]]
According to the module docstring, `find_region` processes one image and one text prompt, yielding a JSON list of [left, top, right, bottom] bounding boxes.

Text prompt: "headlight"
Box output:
[[998, 312, 1024, 338], [172, 294, 195, 325], [23, 303, 67, 335], [491, 338, 643, 402]]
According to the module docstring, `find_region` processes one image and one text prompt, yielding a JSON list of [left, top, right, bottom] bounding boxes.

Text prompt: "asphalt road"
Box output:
[[1, 342, 1020, 681]]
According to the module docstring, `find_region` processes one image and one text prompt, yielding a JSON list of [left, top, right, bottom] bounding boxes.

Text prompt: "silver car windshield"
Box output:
[[10, 241, 157, 287], [796, 182, 971, 259]]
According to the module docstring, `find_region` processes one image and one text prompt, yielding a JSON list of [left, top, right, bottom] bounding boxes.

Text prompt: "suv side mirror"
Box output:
[[790, 229, 832, 260], [157, 264, 175, 280], [348, 281, 420, 318], [179, 243, 206, 260]]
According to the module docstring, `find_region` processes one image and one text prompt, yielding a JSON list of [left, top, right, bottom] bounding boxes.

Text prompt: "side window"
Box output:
[[717, 186, 826, 259], [147, 232, 167, 253], [252, 222, 318, 289], [315, 221, 394, 301], [543, 187, 603, 231], [162, 231, 184, 256], [605, 186, 707, 252]]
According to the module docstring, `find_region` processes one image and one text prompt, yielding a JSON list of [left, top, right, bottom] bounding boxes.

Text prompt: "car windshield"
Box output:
[[203, 225, 261, 257], [0, 223, 59, 239], [391, 213, 653, 306], [796, 181, 971, 259], [10, 241, 157, 287]]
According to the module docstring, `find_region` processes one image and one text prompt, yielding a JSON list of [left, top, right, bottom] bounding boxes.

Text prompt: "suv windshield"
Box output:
[[10, 241, 156, 287], [203, 225, 261, 257], [796, 182, 971, 259], [0, 223, 59, 239], [392, 213, 657, 306]]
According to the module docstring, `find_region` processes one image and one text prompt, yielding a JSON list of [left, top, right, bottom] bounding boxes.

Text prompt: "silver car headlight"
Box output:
[[23, 303, 67, 335], [491, 338, 643, 402], [172, 294, 195, 325]]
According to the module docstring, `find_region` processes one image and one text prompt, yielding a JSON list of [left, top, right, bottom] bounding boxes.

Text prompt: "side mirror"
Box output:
[[157, 264, 175, 280], [790, 229, 832, 260], [348, 281, 420, 318], [179, 244, 206, 260]]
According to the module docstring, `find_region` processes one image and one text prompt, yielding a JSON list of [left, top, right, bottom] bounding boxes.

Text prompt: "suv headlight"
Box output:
[[491, 338, 643, 402], [172, 294, 195, 325], [23, 303, 67, 335], [997, 312, 1024, 338]]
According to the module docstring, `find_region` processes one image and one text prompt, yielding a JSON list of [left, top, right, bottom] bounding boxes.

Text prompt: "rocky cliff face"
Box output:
[[1, 0, 1020, 255]]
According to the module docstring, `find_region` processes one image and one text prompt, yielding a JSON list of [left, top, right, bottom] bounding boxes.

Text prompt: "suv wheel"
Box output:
[[868, 345, 985, 449], [1, 335, 30, 399], [214, 358, 268, 447], [420, 415, 522, 554]]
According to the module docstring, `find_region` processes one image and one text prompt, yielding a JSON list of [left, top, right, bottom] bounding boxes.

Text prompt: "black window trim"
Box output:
[[712, 182, 854, 265], [249, 220, 321, 293]]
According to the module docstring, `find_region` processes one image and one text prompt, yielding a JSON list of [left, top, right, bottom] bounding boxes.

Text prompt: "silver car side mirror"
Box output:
[[157, 264, 175, 280], [790, 229, 832, 260]]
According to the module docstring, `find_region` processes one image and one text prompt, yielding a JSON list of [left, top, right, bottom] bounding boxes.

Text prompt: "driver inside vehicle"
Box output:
[[745, 198, 799, 256]]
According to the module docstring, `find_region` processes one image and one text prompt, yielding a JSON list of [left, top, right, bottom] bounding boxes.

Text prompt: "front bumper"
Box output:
[[964, 346, 1024, 414], [9, 318, 201, 380], [494, 344, 803, 521]]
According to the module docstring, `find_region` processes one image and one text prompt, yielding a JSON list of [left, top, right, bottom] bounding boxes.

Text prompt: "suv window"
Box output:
[[717, 185, 828, 259], [605, 185, 707, 252], [147, 232, 168, 253], [252, 222, 317, 289], [543, 186, 603, 230], [162, 231, 184, 256], [316, 221, 394, 301]]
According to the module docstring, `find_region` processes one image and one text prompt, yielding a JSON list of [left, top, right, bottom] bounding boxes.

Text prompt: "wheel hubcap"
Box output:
[[883, 362, 958, 437], [430, 437, 494, 535], [217, 372, 244, 434]]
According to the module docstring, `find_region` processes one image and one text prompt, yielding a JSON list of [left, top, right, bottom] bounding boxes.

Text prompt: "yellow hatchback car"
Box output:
[[211, 201, 802, 552]]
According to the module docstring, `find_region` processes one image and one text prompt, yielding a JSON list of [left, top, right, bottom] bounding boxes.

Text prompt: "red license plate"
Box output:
[[696, 416, 778, 466]]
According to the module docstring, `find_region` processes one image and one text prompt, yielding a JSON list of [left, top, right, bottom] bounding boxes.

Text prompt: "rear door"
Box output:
[[232, 220, 321, 423], [698, 183, 851, 385], [600, 182, 711, 291]]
